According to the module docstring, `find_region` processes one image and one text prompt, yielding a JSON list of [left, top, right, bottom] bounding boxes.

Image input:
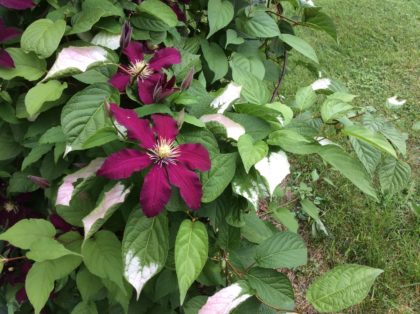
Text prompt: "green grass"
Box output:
[[280, 0, 420, 312]]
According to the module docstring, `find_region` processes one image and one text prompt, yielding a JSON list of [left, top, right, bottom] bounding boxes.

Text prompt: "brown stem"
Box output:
[[270, 50, 288, 102], [1, 256, 27, 263]]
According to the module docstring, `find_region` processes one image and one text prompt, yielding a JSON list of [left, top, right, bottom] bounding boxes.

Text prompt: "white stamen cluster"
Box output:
[[3, 201, 17, 213], [127, 60, 153, 79], [147, 138, 180, 166]]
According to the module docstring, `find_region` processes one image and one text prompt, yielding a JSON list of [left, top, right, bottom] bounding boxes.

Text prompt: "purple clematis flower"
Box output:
[[0, 18, 21, 68], [0, 0, 35, 10], [97, 104, 211, 217], [153, 73, 178, 103], [109, 42, 181, 104]]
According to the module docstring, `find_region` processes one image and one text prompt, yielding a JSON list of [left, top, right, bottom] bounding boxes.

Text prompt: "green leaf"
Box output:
[[21, 144, 52, 170], [268, 129, 320, 155], [241, 212, 275, 244], [137, 0, 178, 28], [230, 52, 265, 80], [122, 210, 169, 298], [201, 153, 237, 203], [238, 134, 268, 173], [379, 123, 408, 156], [318, 146, 378, 200], [71, 301, 98, 314], [300, 199, 321, 221], [82, 230, 125, 291], [76, 267, 104, 301], [232, 167, 265, 211], [61, 83, 119, 153], [231, 65, 270, 105], [236, 11, 280, 38], [0, 219, 55, 249], [306, 264, 383, 312], [225, 29, 244, 48], [320, 98, 353, 122], [26, 255, 82, 314], [39, 126, 66, 144], [270, 206, 298, 233], [175, 219, 208, 304], [200, 40, 228, 83], [81, 127, 118, 149], [82, 183, 131, 240], [26, 238, 80, 262], [304, 11, 337, 40], [0, 48, 46, 81], [378, 155, 411, 194], [294, 85, 317, 111], [279, 34, 319, 63], [25, 80, 67, 117], [342, 125, 397, 158], [255, 232, 307, 268], [21, 19, 66, 58], [350, 137, 381, 175], [246, 268, 294, 311], [207, 0, 234, 38]]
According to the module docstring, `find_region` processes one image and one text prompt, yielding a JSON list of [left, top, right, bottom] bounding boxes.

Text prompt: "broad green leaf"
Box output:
[[225, 29, 245, 48], [201, 40, 228, 83], [225, 113, 271, 141], [175, 220, 208, 304], [255, 232, 307, 268], [306, 264, 383, 312], [207, 0, 234, 38], [180, 129, 220, 157], [268, 129, 320, 155], [137, 0, 178, 28], [26, 238, 80, 262], [350, 137, 381, 175], [21, 19, 66, 58], [0, 219, 55, 249], [279, 34, 319, 63], [255, 151, 290, 196], [76, 267, 104, 301], [61, 83, 119, 152], [25, 80, 67, 117], [318, 146, 377, 200], [26, 255, 82, 314], [184, 296, 208, 314], [21, 144, 52, 170], [122, 210, 169, 299], [378, 155, 411, 194], [241, 212, 275, 244], [44, 46, 110, 80], [82, 183, 131, 240], [91, 31, 121, 50], [0, 129, 22, 161], [236, 11, 280, 38], [231, 65, 270, 105], [200, 114, 246, 141], [238, 134, 268, 173], [230, 52, 265, 80], [70, 0, 123, 34], [300, 199, 320, 221], [233, 104, 283, 126], [294, 85, 317, 111], [304, 11, 337, 40], [71, 301, 98, 314], [320, 98, 353, 122], [246, 268, 294, 311], [342, 125, 397, 158], [0, 48, 46, 81], [201, 153, 237, 202], [270, 206, 298, 233], [266, 102, 294, 126], [39, 126, 66, 144], [82, 230, 125, 291], [379, 122, 408, 156]]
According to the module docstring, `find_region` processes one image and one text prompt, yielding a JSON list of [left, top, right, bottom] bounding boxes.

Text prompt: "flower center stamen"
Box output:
[[148, 138, 180, 166], [3, 201, 17, 213], [127, 59, 153, 80]]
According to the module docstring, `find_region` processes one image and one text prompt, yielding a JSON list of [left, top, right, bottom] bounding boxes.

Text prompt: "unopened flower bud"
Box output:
[[181, 66, 194, 90], [120, 21, 133, 50], [27, 175, 50, 189]]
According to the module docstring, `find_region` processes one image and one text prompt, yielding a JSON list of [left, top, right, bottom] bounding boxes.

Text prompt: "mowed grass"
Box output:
[[280, 0, 420, 312]]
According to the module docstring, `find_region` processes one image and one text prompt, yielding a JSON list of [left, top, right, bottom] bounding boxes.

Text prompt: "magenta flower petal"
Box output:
[[109, 71, 130, 92], [167, 163, 202, 210], [0, 19, 21, 42], [178, 144, 211, 171], [140, 165, 171, 217], [98, 148, 152, 179], [149, 48, 181, 71], [109, 104, 155, 149], [0, 0, 34, 10], [49, 214, 73, 232], [0, 49, 14, 68], [138, 73, 161, 104], [123, 41, 144, 64], [16, 287, 28, 303], [151, 114, 179, 142]]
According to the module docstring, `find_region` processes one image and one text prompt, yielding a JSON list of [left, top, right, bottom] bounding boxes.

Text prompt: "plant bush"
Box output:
[[0, 0, 411, 313]]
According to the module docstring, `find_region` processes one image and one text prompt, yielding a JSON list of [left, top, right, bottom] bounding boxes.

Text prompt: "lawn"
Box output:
[[281, 0, 420, 312]]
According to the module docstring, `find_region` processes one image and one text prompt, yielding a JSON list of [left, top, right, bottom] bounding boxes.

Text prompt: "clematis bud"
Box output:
[[181, 66, 194, 90], [120, 21, 133, 50], [27, 175, 50, 189]]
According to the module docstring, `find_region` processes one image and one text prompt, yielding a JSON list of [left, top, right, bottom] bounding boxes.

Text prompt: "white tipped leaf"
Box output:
[[199, 283, 251, 314], [200, 114, 245, 141], [91, 31, 121, 50], [255, 151, 290, 196], [210, 82, 242, 113]]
